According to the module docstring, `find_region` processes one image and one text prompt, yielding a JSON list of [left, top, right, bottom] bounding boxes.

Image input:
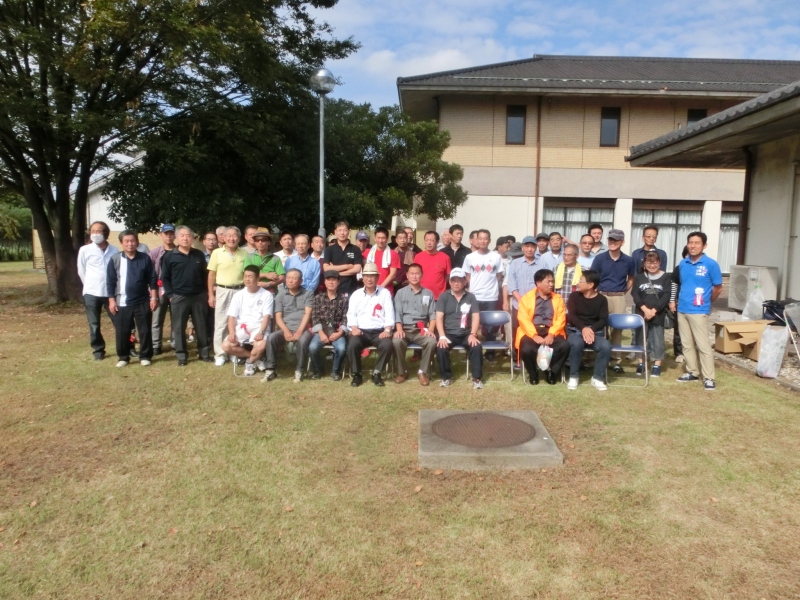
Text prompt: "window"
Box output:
[[543, 206, 614, 247], [506, 105, 526, 145], [718, 212, 741, 274], [631, 208, 702, 271], [600, 107, 621, 147], [687, 109, 708, 126]]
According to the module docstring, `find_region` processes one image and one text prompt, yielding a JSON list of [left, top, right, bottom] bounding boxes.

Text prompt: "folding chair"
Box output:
[[479, 311, 514, 381], [606, 313, 648, 387]]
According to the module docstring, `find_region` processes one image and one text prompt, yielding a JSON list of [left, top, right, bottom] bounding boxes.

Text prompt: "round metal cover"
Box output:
[[431, 413, 536, 448]]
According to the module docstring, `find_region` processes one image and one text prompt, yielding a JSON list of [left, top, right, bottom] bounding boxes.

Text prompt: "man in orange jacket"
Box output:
[[515, 269, 570, 385]]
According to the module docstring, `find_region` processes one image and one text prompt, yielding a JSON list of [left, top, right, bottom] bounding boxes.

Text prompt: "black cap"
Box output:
[[324, 270, 340, 279]]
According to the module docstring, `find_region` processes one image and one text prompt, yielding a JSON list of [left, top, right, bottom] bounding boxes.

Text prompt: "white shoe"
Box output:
[[675, 354, 685, 364], [187, 335, 195, 343], [439, 379, 452, 388], [244, 362, 255, 377], [293, 371, 302, 383], [140, 359, 151, 367], [255, 359, 267, 372], [590, 377, 607, 391], [567, 376, 579, 390], [472, 378, 484, 390], [214, 356, 226, 367], [116, 360, 128, 368]]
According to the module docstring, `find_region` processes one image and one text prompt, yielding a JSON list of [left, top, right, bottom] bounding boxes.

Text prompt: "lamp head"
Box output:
[[310, 68, 335, 94]]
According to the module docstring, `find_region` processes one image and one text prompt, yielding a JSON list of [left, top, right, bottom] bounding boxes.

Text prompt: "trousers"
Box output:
[[83, 294, 113, 358], [347, 329, 393, 375], [114, 302, 153, 361], [170, 292, 210, 361], [437, 332, 482, 380], [393, 328, 436, 374]]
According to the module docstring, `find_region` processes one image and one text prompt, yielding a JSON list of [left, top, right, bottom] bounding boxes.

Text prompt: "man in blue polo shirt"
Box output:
[[675, 231, 722, 390], [591, 228, 636, 371]]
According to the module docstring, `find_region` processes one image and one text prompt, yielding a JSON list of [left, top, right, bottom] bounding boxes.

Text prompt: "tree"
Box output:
[[106, 98, 468, 234], [0, 0, 355, 301]]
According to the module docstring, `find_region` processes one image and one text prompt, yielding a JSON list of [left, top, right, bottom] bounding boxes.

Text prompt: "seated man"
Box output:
[[392, 263, 436, 386], [221, 265, 274, 377], [309, 270, 349, 380], [263, 269, 313, 383], [345, 262, 395, 387], [565, 269, 610, 391], [435, 268, 483, 389], [515, 269, 569, 385]]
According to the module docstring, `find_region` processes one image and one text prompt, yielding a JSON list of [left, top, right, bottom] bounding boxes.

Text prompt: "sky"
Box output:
[[309, 0, 800, 108]]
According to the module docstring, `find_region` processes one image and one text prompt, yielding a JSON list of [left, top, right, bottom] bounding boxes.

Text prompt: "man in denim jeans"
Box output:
[[77, 221, 119, 360], [309, 271, 349, 380], [565, 269, 611, 391]]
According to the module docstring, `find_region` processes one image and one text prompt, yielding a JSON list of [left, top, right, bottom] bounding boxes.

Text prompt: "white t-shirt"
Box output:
[[227, 287, 274, 342], [274, 249, 297, 266], [463, 251, 505, 302]]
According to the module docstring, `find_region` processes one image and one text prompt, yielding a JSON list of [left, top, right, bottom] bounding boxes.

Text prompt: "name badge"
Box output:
[[422, 296, 430, 305]]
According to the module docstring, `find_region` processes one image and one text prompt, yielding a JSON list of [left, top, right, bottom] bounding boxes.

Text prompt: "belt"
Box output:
[[601, 291, 626, 296], [217, 284, 244, 290]]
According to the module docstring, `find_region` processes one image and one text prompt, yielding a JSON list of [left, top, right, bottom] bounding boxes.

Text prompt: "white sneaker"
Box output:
[[472, 378, 484, 390], [675, 354, 685, 364], [439, 379, 452, 388], [187, 334, 195, 343], [590, 377, 607, 391], [255, 359, 267, 371], [140, 359, 151, 367], [567, 376, 579, 390], [116, 360, 128, 368], [214, 356, 227, 367], [244, 362, 255, 377], [293, 371, 303, 383]]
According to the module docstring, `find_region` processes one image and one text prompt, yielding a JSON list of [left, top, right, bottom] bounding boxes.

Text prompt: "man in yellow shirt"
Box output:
[[207, 226, 248, 366]]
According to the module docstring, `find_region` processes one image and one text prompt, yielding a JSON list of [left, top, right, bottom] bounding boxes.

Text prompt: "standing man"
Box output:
[[77, 221, 119, 360], [539, 232, 565, 271], [215, 226, 227, 246], [311, 234, 327, 293], [323, 221, 364, 297], [274, 231, 296, 266], [161, 226, 212, 366], [363, 227, 400, 294], [308, 270, 349, 380], [394, 230, 419, 290], [468, 230, 479, 252], [674, 232, 722, 390], [245, 228, 285, 293], [106, 230, 158, 367], [285, 234, 321, 292], [577, 234, 596, 269], [403, 226, 422, 253], [534, 232, 550, 259], [554, 244, 582, 304], [631, 225, 668, 273], [202, 231, 218, 263], [438, 230, 451, 251], [207, 226, 247, 366], [393, 263, 436, 386], [504, 236, 542, 351], [591, 229, 636, 372], [442, 224, 471, 270], [149, 223, 176, 355], [463, 229, 504, 350], [345, 262, 395, 387], [263, 269, 313, 383], [415, 231, 452, 300], [242, 225, 259, 254], [589, 223, 608, 256], [436, 268, 483, 389], [355, 230, 371, 254]]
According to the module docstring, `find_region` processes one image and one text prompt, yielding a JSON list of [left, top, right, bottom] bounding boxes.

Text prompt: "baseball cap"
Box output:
[[608, 229, 625, 241], [362, 262, 379, 275], [356, 230, 370, 241], [161, 223, 175, 233], [507, 242, 523, 258], [535, 232, 549, 241], [323, 270, 340, 279], [521, 235, 537, 245], [449, 267, 466, 279], [252, 227, 271, 239]]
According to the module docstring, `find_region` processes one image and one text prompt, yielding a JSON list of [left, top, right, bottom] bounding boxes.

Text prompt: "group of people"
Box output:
[[76, 217, 722, 391]]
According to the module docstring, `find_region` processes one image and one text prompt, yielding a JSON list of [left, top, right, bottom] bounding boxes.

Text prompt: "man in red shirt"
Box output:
[[415, 231, 452, 300], [362, 226, 400, 294]]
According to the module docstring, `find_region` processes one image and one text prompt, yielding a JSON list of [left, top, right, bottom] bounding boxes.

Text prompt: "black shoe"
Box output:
[[199, 356, 214, 363], [371, 372, 385, 387], [177, 359, 188, 367], [612, 365, 625, 374], [331, 371, 342, 381], [94, 353, 105, 361], [130, 348, 139, 359], [351, 374, 363, 387], [153, 348, 163, 356], [311, 372, 322, 380], [546, 370, 558, 385], [528, 373, 539, 385]]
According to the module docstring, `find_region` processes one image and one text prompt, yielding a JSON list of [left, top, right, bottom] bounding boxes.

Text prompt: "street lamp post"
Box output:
[[309, 68, 336, 239]]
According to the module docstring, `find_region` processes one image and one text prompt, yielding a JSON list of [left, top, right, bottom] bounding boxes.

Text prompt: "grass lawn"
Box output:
[[1, 261, 799, 599]]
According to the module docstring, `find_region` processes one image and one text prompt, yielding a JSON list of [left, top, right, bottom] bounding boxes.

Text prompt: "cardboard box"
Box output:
[[714, 320, 773, 354], [739, 325, 790, 362]]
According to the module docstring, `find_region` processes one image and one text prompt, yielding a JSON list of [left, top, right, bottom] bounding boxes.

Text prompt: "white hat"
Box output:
[[449, 267, 466, 279]]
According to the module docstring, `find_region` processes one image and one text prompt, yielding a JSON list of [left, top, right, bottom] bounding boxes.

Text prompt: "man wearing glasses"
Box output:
[[553, 244, 582, 305], [631, 225, 668, 273]]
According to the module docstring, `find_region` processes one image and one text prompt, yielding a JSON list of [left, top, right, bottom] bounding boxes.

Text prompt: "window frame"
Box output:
[[599, 107, 622, 147], [505, 105, 527, 145]]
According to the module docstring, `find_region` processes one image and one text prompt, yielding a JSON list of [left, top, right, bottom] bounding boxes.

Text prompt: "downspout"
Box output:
[[737, 147, 753, 265], [780, 160, 799, 300], [533, 96, 542, 231]]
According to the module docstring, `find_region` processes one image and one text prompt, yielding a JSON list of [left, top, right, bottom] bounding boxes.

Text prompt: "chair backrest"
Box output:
[[607, 313, 645, 330], [480, 310, 511, 327]]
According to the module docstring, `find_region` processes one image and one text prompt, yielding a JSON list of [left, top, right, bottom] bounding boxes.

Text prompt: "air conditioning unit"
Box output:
[[728, 265, 779, 311]]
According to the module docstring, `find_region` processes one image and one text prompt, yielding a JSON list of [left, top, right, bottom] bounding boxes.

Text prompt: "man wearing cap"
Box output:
[[309, 270, 349, 380], [245, 228, 285, 293], [149, 223, 176, 355], [393, 263, 436, 386], [442, 224, 470, 270], [436, 268, 483, 389], [207, 226, 248, 366], [415, 231, 452, 301], [263, 269, 313, 383], [355, 230, 371, 254], [77, 221, 119, 361], [504, 236, 543, 358], [534, 232, 550, 260], [285, 234, 321, 292], [345, 262, 395, 387], [323, 221, 364, 297], [591, 228, 636, 371], [221, 265, 274, 376]]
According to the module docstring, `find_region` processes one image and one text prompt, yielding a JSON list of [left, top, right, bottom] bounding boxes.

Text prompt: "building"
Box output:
[[627, 78, 800, 300], [397, 55, 800, 271]]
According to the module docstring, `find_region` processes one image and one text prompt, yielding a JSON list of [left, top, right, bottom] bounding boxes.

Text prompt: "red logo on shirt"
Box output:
[[372, 303, 382, 317]]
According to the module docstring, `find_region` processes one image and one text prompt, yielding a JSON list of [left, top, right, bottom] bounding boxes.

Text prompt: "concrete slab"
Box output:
[[419, 410, 563, 471]]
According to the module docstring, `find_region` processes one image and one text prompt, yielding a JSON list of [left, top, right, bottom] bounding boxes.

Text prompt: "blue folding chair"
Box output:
[[606, 313, 648, 387], [479, 311, 514, 381]]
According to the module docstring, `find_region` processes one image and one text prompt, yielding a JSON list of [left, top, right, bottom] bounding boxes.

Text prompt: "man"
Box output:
[[468, 230, 479, 252], [285, 234, 321, 292], [362, 226, 400, 294], [577, 234, 595, 269], [403, 226, 422, 253], [323, 221, 364, 297], [345, 262, 395, 387], [263, 269, 313, 383], [393, 231, 411, 289], [565, 269, 610, 391], [242, 225, 259, 254], [149, 223, 176, 355], [415, 231, 452, 300], [515, 269, 569, 385], [436, 268, 483, 389], [674, 231, 722, 390], [442, 224, 471, 270], [504, 236, 542, 355], [274, 231, 296, 266], [215, 225, 227, 246], [463, 229, 504, 350], [309, 270, 349, 380], [221, 265, 274, 377], [495, 236, 510, 259], [534, 232, 550, 259], [207, 226, 248, 366], [554, 244, 582, 304], [589, 223, 608, 256], [106, 230, 158, 367], [591, 229, 636, 371], [77, 221, 119, 360], [245, 228, 285, 293], [355, 230, 371, 254], [161, 226, 212, 366], [311, 234, 327, 293], [393, 263, 436, 386], [202, 231, 218, 263], [539, 232, 565, 271], [438, 230, 451, 251], [631, 225, 669, 273]]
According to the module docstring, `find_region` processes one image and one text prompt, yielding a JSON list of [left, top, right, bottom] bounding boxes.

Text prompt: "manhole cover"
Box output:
[[431, 413, 536, 448]]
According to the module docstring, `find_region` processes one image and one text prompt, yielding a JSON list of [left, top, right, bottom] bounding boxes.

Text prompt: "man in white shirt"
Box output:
[[77, 221, 119, 360], [222, 265, 274, 377], [539, 232, 565, 271], [346, 262, 395, 387], [274, 230, 296, 266], [462, 229, 505, 353]]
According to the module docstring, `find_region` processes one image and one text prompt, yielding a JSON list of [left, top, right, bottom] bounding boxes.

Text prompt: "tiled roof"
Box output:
[[397, 55, 800, 94]]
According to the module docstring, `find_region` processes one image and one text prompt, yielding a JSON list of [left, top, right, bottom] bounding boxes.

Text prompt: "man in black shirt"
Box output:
[[565, 269, 610, 391], [323, 221, 364, 296], [161, 226, 212, 366], [442, 224, 471, 270]]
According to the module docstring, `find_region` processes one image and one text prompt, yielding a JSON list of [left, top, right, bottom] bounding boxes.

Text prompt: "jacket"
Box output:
[[514, 289, 566, 350]]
